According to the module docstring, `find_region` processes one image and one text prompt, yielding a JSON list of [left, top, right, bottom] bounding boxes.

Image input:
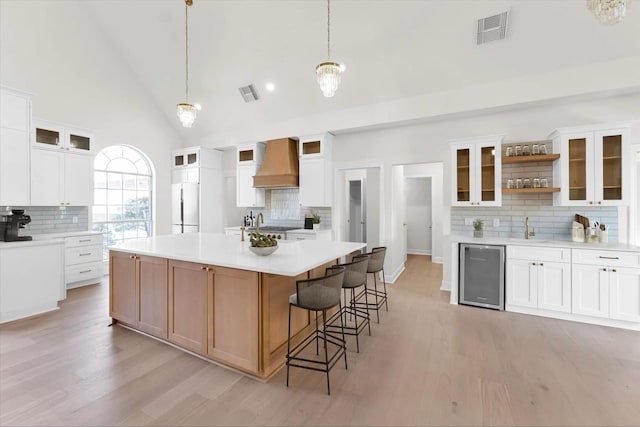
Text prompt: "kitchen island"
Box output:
[[109, 233, 365, 380]]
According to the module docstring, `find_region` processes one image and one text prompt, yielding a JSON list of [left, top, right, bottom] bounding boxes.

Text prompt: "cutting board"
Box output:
[[574, 214, 590, 230]]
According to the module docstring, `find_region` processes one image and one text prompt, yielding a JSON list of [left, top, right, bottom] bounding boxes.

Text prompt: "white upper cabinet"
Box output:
[[299, 133, 333, 207], [33, 118, 95, 154], [552, 124, 630, 206], [236, 142, 265, 207], [31, 149, 93, 206], [450, 135, 502, 207], [0, 87, 32, 206]]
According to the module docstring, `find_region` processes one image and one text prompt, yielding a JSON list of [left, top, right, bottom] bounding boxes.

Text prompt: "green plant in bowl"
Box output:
[[249, 232, 279, 256]]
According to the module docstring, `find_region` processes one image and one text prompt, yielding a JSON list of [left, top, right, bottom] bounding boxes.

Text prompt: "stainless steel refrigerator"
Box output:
[[172, 183, 200, 234]]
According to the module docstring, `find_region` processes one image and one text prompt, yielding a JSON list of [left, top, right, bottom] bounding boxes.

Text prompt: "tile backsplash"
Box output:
[[451, 195, 618, 241], [243, 189, 332, 229], [1, 206, 89, 235]]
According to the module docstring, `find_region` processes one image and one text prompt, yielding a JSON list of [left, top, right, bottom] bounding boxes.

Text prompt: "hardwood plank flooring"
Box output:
[[1, 255, 639, 426]]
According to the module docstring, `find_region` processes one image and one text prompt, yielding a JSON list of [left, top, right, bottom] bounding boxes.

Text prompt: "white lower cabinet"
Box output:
[[65, 233, 103, 289], [572, 263, 640, 322], [507, 256, 571, 313]]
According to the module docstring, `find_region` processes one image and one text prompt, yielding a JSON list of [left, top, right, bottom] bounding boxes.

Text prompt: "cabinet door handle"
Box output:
[[129, 255, 135, 259], [602, 268, 607, 271], [597, 201, 602, 205], [79, 270, 92, 274], [589, 201, 593, 204], [201, 266, 207, 270], [79, 252, 91, 256], [79, 239, 91, 242], [539, 263, 544, 266], [599, 256, 619, 260], [611, 269, 616, 272], [532, 262, 537, 266]]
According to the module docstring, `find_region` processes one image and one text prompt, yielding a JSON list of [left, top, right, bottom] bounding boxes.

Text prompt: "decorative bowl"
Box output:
[[248, 245, 279, 256]]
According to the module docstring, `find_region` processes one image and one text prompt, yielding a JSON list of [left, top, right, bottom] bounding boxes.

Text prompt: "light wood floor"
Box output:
[[1, 255, 639, 426]]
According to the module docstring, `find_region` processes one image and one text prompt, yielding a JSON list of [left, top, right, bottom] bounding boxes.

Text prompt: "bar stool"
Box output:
[[325, 254, 371, 353], [356, 247, 387, 323], [286, 267, 347, 395]]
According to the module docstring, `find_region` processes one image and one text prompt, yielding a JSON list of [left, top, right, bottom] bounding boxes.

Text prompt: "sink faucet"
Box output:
[[256, 212, 264, 233], [525, 216, 535, 239]]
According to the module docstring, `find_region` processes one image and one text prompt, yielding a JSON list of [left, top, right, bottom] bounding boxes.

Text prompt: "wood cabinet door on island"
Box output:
[[208, 266, 260, 372], [136, 255, 168, 339], [168, 260, 209, 354], [109, 251, 168, 339], [109, 251, 137, 325]]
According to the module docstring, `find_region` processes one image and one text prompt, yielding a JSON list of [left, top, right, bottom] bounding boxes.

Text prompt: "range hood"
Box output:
[[253, 137, 299, 188]]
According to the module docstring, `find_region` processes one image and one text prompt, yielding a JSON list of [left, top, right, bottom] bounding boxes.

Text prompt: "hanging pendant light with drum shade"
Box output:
[[316, 0, 345, 98], [177, 0, 197, 128]]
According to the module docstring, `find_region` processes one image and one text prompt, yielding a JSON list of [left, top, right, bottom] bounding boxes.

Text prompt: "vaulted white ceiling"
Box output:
[[83, 0, 639, 144]]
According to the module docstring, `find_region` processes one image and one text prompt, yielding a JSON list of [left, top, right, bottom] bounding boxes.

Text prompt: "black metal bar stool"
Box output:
[[355, 246, 387, 323], [325, 254, 371, 353], [286, 267, 347, 395]]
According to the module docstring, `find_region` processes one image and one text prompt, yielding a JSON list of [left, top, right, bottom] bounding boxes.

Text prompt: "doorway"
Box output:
[[347, 178, 366, 243], [404, 177, 432, 255]]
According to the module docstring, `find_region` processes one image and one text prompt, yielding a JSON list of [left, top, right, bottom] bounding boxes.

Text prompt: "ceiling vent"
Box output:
[[238, 84, 259, 103], [477, 11, 509, 45]]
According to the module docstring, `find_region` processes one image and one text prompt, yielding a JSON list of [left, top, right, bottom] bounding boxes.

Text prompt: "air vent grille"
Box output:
[[239, 84, 259, 103], [477, 11, 509, 45]]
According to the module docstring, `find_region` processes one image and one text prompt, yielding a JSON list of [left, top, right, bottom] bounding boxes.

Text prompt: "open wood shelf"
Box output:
[[503, 187, 560, 194], [502, 153, 560, 164]]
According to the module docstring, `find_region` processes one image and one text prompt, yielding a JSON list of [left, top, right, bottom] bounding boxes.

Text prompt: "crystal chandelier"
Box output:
[[316, 0, 344, 97], [177, 0, 197, 128], [587, 0, 628, 24]]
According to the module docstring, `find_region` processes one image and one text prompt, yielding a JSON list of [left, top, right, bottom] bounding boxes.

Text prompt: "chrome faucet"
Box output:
[[256, 212, 264, 233], [525, 216, 535, 239]]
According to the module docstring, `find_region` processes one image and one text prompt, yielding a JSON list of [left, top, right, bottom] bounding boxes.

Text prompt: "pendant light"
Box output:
[[587, 0, 628, 24], [316, 0, 344, 97], [177, 0, 197, 128]]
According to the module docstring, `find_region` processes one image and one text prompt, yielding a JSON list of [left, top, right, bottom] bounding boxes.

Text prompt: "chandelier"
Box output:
[[316, 0, 344, 97], [587, 0, 628, 24], [177, 0, 197, 128]]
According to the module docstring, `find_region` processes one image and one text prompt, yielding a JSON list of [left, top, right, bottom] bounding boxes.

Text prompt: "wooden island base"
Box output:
[[109, 250, 337, 380]]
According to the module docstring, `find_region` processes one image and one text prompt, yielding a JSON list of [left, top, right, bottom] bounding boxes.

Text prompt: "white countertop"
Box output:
[[286, 228, 331, 234], [450, 234, 640, 252], [0, 231, 100, 249], [109, 232, 365, 276]]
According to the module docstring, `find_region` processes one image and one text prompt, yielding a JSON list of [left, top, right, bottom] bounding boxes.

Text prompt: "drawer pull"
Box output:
[[296, 238, 305, 240], [532, 262, 537, 266], [598, 256, 619, 260], [79, 270, 92, 274], [602, 268, 607, 271], [79, 253, 92, 256], [79, 239, 91, 242]]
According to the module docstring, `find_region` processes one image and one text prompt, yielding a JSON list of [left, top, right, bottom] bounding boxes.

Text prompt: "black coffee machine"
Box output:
[[0, 209, 32, 241]]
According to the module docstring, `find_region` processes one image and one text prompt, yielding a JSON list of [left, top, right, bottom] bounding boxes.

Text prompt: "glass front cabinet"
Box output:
[[552, 125, 630, 206], [33, 119, 94, 154], [450, 136, 503, 207]]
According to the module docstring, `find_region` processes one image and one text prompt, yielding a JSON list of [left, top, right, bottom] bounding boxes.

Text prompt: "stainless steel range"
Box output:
[[246, 226, 299, 240]]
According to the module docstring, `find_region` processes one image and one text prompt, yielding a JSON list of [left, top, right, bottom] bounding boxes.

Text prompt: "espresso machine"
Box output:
[[0, 209, 32, 241]]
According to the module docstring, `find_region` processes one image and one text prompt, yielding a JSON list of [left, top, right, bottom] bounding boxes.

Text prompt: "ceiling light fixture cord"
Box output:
[[327, 0, 331, 59], [185, 1, 189, 102]]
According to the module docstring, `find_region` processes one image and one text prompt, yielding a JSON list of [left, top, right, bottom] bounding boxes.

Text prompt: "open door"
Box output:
[[347, 178, 367, 244]]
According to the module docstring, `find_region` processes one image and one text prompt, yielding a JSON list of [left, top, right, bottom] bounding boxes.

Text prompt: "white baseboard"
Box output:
[[407, 249, 432, 255], [432, 256, 443, 264], [384, 263, 406, 284], [440, 280, 451, 291], [506, 305, 640, 331]]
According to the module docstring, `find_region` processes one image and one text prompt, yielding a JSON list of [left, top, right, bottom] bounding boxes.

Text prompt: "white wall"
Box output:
[[0, 2, 183, 235]]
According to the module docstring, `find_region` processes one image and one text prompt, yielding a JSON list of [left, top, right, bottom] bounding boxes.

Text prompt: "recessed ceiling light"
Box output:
[[194, 104, 202, 111], [265, 82, 275, 92]]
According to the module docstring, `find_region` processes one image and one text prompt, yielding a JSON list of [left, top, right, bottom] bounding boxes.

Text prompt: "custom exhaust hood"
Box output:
[[253, 137, 299, 188]]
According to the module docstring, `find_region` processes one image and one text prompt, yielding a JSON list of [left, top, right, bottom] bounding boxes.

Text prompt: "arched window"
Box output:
[[92, 145, 153, 260]]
